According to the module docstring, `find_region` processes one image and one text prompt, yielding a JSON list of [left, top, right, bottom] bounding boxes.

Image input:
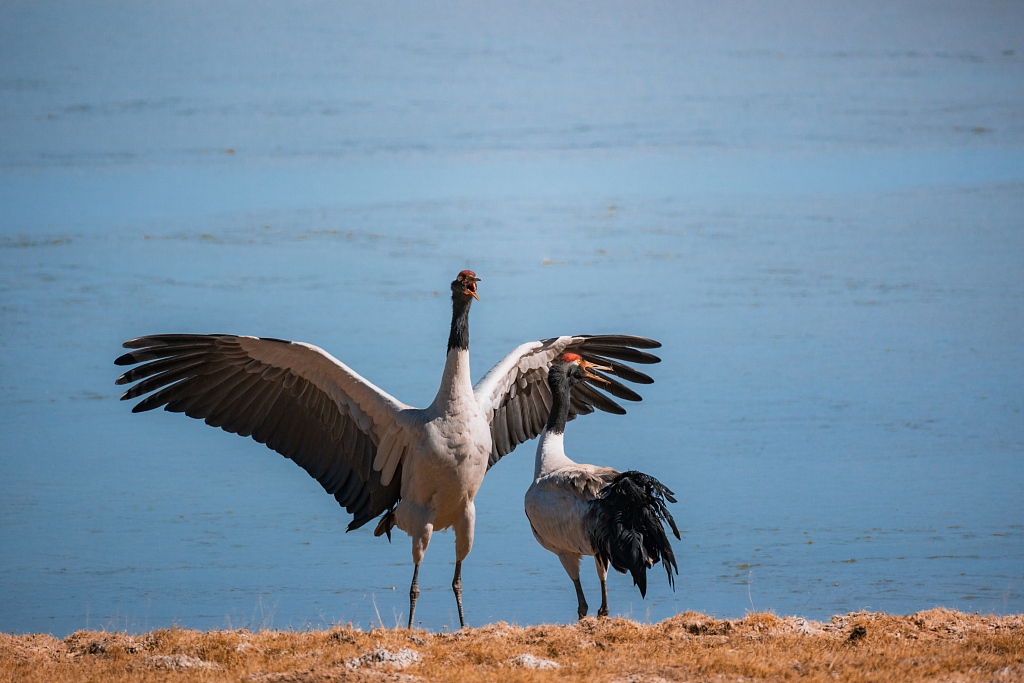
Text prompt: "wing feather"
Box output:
[[339, 417, 359, 460], [519, 389, 537, 438], [509, 395, 527, 444], [235, 382, 285, 438], [114, 341, 219, 364], [250, 391, 290, 443], [575, 334, 662, 349], [335, 469, 360, 504], [573, 381, 626, 416], [115, 334, 416, 530], [494, 404, 511, 456], [475, 335, 661, 469], [319, 457, 351, 495], [578, 354, 655, 385], [585, 369, 643, 402], [195, 371, 259, 422], [572, 344, 661, 365]]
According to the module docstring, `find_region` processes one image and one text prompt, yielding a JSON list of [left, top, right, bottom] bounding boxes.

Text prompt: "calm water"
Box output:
[[2, 1, 1022, 636]]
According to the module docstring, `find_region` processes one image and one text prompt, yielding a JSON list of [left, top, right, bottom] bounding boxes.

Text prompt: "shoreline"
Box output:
[[3, 607, 1022, 682]]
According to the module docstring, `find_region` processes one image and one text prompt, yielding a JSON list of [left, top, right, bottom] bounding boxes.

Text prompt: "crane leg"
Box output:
[[452, 502, 474, 630], [573, 578, 589, 619], [596, 555, 610, 617], [408, 563, 421, 629], [558, 553, 587, 620], [406, 510, 434, 630], [452, 560, 465, 629]]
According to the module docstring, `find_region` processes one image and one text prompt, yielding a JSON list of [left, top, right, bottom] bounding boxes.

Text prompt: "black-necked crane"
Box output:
[[115, 271, 661, 629], [524, 353, 680, 620]]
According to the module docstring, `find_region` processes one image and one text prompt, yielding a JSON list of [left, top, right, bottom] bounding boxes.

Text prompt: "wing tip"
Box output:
[[580, 334, 662, 350]]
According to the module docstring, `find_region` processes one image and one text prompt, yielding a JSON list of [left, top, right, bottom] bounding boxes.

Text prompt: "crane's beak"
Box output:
[[579, 359, 612, 383], [466, 276, 481, 301]]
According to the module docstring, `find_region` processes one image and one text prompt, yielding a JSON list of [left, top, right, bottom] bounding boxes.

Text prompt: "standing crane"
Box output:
[[114, 271, 661, 628], [524, 353, 680, 620]]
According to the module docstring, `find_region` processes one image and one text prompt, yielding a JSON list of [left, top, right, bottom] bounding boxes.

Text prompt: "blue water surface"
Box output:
[[1, 0, 1022, 636]]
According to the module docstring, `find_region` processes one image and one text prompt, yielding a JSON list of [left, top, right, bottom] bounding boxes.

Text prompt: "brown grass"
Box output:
[[2, 608, 1022, 682]]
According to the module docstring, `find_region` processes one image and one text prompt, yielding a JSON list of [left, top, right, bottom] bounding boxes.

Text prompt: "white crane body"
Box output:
[[395, 348, 491, 556]]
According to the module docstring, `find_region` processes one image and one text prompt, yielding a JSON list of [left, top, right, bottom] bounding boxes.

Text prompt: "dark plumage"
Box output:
[[588, 470, 680, 598], [115, 333, 397, 530]]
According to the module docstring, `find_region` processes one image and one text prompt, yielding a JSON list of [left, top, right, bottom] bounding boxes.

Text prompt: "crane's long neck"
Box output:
[[534, 365, 577, 479], [432, 293, 474, 413]]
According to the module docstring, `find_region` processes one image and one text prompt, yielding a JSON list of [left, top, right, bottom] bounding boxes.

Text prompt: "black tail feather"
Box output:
[[589, 470, 680, 598]]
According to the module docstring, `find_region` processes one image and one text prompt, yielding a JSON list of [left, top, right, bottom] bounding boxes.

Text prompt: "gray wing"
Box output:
[[474, 334, 661, 469], [114, 334, 418, 530]]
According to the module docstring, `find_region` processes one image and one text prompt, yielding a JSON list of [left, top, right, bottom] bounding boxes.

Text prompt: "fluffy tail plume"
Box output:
[[589, 470, 680, 598]]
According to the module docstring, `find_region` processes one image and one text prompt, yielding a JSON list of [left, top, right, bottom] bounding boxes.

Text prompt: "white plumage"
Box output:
[[115, 271, 661, 628], [525, 354, 680, 620]]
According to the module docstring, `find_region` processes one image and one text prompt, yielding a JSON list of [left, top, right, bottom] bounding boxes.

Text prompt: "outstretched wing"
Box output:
[[114, 334, 420, 530], [473, 334, 661, 469]]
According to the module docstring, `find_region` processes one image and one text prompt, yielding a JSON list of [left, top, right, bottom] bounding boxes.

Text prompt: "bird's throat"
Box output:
[[447, 295, 471, 353]]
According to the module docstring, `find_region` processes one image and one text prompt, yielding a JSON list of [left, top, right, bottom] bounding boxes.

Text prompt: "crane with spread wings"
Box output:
[[115, 271, 661, 628]]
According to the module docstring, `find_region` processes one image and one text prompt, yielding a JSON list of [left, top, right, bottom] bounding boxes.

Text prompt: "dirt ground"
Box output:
[[2, 608, 1022, 682]]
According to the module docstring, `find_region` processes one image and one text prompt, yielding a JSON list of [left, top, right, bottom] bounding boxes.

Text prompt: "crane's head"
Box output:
[[452, 270, 481, 301], [559, 353, 611, 384]]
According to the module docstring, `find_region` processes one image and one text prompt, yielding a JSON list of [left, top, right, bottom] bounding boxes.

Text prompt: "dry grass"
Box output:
[[2, 608, 1022, 682]]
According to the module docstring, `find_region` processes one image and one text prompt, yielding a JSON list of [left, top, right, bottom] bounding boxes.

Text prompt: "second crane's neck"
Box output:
[[433, 292, 474, 413], [545, 364, 574, 435], [534, 428, 577, 480], [534, 365, 578, 479]]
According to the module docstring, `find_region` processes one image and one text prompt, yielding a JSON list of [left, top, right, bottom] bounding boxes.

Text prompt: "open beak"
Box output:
[[579, 359, 612, 383], [465, 276, 481, 301]]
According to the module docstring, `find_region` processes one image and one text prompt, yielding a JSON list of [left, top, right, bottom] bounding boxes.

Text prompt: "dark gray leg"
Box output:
[[408, 563, 420, 629], [452, 560, 465, 629], [596, 556, 610, 617], [573, 578, 589, 620]]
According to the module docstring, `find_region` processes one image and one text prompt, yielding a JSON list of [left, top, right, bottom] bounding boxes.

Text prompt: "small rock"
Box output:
[[346, 647, 421, 670], [252, 668, 422, 683], [146, 654, 219, 670], [83, 636, 143, 655], [329, 630, 356, 644], [848, 625, 868, 642], [508, 653, 560, 670], [796, 620, 821, 636]]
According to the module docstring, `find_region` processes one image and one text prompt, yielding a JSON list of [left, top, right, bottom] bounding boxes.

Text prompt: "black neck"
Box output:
[[545, 364, 576, 434], [447, 294, 472, 353]]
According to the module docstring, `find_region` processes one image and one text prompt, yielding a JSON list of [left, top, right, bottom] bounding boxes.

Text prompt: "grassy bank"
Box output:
[[2, 608, 1022, 682]]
